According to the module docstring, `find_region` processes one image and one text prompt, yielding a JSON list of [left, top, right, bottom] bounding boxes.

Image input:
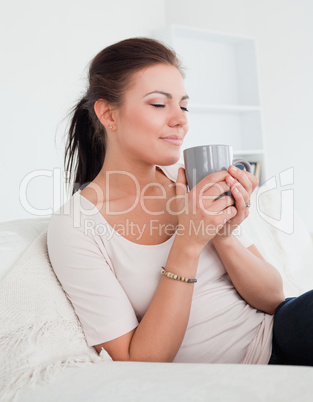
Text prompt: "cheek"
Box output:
[[125, 109, 162, 135]]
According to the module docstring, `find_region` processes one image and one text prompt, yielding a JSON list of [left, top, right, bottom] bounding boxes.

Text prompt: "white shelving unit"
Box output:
[[154, 25, 266, 183]]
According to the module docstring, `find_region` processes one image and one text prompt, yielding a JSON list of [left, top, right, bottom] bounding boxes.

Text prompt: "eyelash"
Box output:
[[150, 104, 189, 112]]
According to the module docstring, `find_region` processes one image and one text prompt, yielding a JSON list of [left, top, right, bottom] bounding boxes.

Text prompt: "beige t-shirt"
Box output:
[[47, 164, 273, 364]]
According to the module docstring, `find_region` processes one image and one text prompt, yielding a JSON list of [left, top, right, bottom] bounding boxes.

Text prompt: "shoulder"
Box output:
[[47, 192, 103, 256], [80, 183, 103, 207], [48, 192, 98, 228], [47, 193, 115, 281]]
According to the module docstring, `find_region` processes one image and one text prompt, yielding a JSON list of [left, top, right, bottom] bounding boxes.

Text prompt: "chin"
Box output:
[[154, 152, 181, 167]]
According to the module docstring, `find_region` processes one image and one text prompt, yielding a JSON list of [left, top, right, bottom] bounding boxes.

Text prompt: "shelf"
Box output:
[[188, 104, 261, 114], [185, 111, 263, 151], [233, 149, 264, 156], [154, 25, 266, 183]]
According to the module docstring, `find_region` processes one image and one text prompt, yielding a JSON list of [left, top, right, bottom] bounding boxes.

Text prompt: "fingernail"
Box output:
[[230, 166, 238, 172]]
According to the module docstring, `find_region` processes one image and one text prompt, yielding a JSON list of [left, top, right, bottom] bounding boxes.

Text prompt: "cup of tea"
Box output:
[[183, 144, 251, 189]]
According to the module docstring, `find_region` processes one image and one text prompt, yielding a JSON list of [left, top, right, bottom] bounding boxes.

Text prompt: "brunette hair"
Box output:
[[64, 37, 182, 195]]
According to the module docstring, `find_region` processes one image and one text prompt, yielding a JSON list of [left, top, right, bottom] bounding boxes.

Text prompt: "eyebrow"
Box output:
[[144, 91, 189, 101]]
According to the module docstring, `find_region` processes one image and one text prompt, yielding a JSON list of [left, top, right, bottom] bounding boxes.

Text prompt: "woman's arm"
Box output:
[[212, 235, 285, 315], [95, 234, 200, 362], [94, 168, 237, 362], [211, 165, 285, 315]]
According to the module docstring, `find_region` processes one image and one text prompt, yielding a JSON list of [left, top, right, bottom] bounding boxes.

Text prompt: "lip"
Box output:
[[160, 135, 183, 146]]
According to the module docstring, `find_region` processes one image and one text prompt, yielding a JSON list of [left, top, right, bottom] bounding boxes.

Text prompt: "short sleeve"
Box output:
[[47, 213, 138, 346]]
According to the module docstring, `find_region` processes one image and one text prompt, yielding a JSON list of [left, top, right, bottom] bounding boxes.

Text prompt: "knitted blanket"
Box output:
[[0, 231, 111, 402]]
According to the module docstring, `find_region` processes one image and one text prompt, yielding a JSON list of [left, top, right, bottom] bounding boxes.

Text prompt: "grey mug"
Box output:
[[183, 144, 251, 189]]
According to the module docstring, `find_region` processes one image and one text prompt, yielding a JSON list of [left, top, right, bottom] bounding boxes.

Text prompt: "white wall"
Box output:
[[164, 0, 313, 231], [0, 0, 165, 222], [2, 0, 313, 232]]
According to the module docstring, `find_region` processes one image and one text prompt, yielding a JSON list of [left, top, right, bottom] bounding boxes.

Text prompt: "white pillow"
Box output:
[[242, 186, 313, 296], [0, 230, 110, 401], [0, 218, 50, 279]]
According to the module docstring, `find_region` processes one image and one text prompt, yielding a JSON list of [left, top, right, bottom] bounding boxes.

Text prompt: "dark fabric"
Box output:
[[269, 290, 313, 366]]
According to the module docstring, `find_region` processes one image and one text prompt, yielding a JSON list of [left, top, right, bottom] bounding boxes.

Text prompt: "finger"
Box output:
[[229, 167, 258, 193], [198, 183, 232, 213], [220, 205, 237, 223], [231, 185, 250, 217], [200, 194, 235, 216], [229, 180, 249, 204], [228, 166, 253, 194], [214, 194, 235, 211], [197, 169, 230, 190], [244, 170, 259, 190], [200, 181, 231, 198]]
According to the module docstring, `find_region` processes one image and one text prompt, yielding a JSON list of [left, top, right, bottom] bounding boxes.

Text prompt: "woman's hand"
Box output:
[[216, 165, 258, 237], [175, 167, 237, 252]]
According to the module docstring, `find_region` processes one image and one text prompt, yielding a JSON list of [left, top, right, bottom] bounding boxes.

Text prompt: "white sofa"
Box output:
[[1, 187, 313, 402]]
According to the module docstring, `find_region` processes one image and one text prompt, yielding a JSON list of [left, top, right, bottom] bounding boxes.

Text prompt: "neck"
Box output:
[[95, 156, 164, 197]]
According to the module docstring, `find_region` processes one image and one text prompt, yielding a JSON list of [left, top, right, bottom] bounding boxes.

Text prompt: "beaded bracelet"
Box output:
[[160, 267, 197, 283]]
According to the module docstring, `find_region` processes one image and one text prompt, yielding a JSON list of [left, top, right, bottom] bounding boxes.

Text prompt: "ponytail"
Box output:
[[64, 97, 105, 195]]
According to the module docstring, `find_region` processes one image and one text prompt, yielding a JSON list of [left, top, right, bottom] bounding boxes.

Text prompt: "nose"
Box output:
[[168, 105, 188, 128]]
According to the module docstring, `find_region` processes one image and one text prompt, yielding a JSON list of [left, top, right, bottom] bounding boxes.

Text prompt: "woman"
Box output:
[[47, 37, 311, 365]]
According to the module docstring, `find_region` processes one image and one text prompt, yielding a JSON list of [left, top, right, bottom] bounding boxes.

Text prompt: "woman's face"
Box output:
[[112, 63, 189, 166]]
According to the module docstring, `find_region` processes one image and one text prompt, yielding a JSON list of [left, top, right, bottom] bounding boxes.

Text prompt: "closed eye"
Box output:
[[151, 104, 189, 112], [151, 104, 165, 108]]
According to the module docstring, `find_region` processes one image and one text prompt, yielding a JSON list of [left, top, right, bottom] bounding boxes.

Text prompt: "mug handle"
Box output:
[[232, 159, 251, 173]]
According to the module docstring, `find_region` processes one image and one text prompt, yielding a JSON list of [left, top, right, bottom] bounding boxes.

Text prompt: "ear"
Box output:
[[94, 99, 117, 130]]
